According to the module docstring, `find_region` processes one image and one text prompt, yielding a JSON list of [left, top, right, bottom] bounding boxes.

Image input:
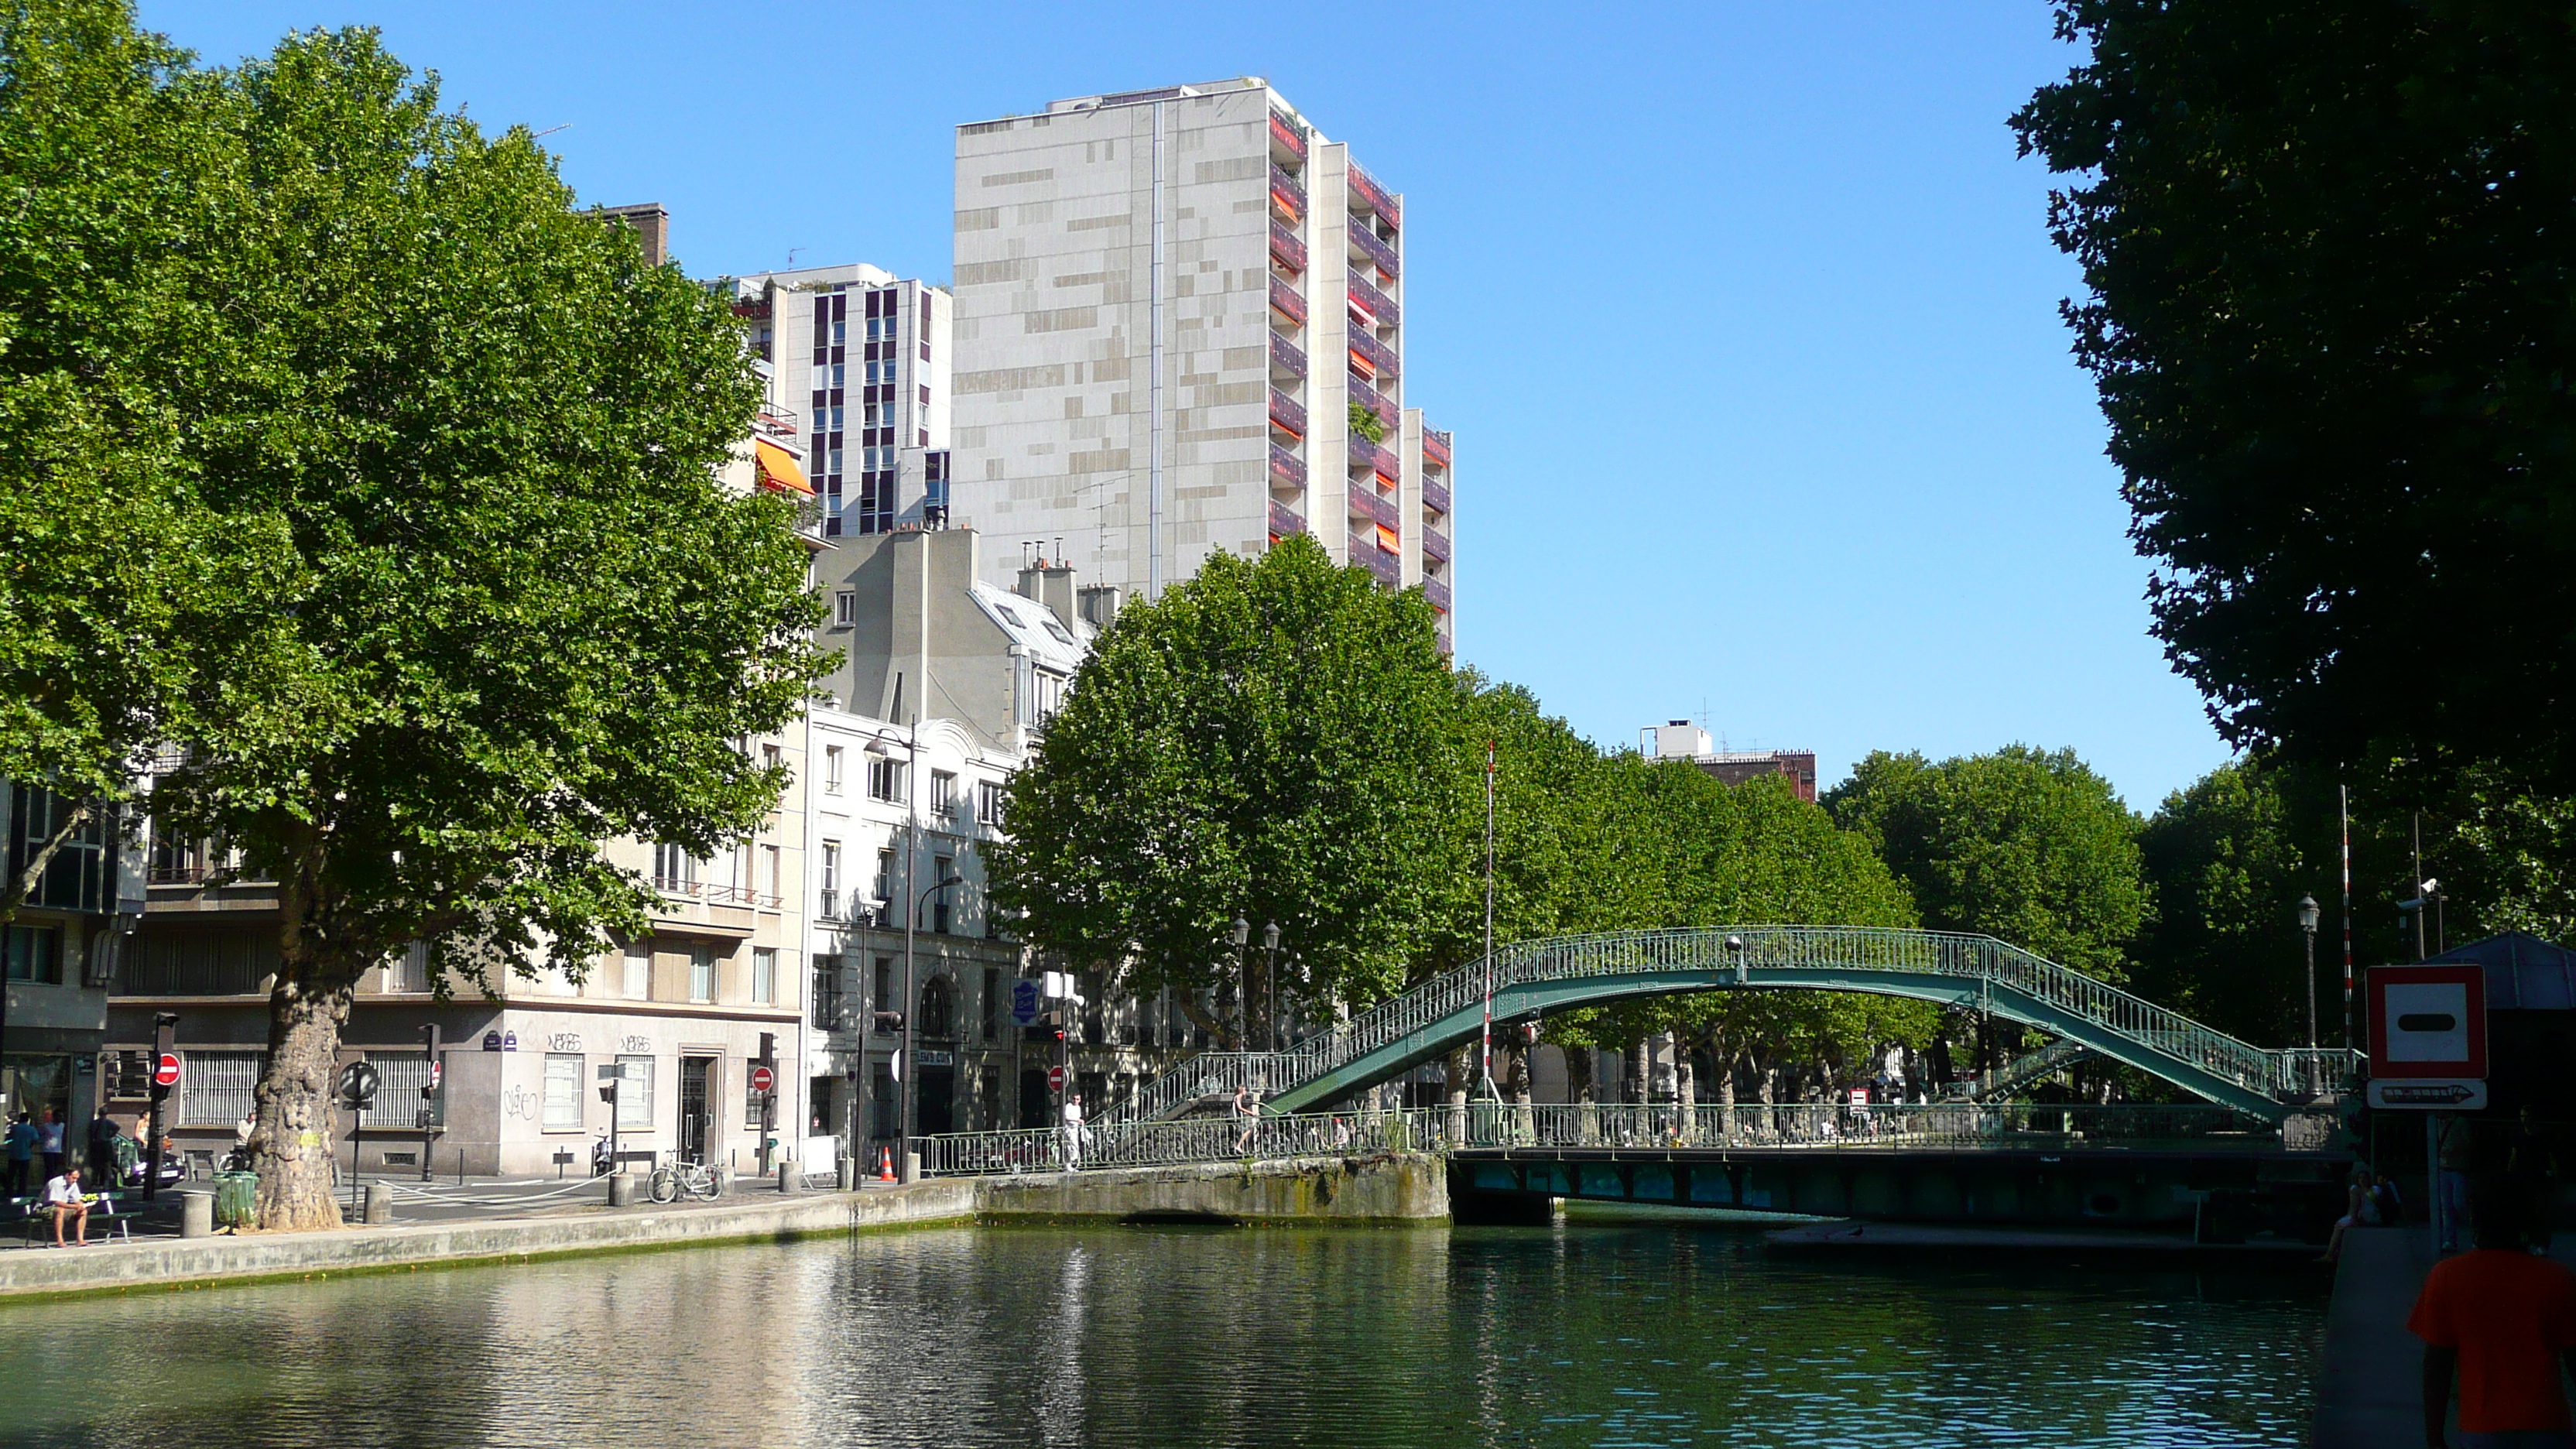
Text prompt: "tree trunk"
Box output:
[[1673, 1057, 1695, 1145], [1173, 989, 1238, 1053], [1441, 1045, 1469, 1146], [1715, 1043, 1738, 1145], [1565, 1044, 1598, 1144], [252, 968, 358, 1231]]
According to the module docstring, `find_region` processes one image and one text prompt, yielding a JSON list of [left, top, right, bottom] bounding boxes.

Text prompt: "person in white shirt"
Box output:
[[45, 1165, 91, 1247], [1060, 1094, 1084, 1171]]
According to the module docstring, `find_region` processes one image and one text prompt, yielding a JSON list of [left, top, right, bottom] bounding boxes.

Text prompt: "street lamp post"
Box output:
[[1229, 916, 1250, 1050], [2297, 895, 2321, 1050], [1261, 921, 1281, 1054]]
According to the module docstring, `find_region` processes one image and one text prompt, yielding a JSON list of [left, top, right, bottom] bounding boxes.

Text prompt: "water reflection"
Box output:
[[0, 1219, 2323, 1448]]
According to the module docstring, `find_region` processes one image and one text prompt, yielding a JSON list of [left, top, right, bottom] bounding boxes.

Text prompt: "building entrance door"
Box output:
[[1019, 1069, 1049, 1130], [679, 1057, 713, 1164], [917, 1066, 954, 1137]]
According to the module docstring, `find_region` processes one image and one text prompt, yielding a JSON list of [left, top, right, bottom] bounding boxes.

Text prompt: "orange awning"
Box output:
[[754, 438, 811, 495], [1375, 523, 1401, 555]]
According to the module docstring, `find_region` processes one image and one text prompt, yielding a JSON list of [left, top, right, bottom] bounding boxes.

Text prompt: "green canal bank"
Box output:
[[0, 1153, 1450, 1302]]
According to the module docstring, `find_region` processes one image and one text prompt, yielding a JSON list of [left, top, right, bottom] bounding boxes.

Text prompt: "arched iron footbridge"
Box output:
[[1125, 926, 2355, 1124]]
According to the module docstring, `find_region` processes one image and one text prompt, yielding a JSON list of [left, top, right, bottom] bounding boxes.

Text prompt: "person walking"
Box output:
[[1059, 1094, 1084, 1171], [4, 1113, 35, 1197], [43, 1164, 92, 1248], [1232, 1085, 1259, 1156], [36, 1109, 65, 1182], [2412, 1176, 2576, 1447], [85, 1105, 120, 1187]]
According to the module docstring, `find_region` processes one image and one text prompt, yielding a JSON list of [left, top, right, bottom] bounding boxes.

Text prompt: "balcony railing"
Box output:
[[1269, 221, 1307, 275], [1348, 379, 1397, 433], [1269, 331, 1307, 381], [1347, 162, 1400, 228], [1422, 526, 1452, 564], [755, 399, 802, 440], [1348, 330, 1399, 382], [1423, 428, 1452, 468], [1269, 441, 1307, 490], [1350, 531, 1401, 586], [1348, 222, 1400, 281], [1268, 497, 1307, 538], [1346, 435, 1383, 478], [1269, 276, 1307, 328], [1269, 163, 1306, 224], [1268, 387, 1307, 439], [1269, 111, 1307, 163], [1421, 476, 1451, 517], [1348, 274, 1399, 329], [1347, 485, 1399, 530], [1421, 576, 1453, 613]]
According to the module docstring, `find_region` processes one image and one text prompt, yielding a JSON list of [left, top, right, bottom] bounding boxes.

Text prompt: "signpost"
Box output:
[[749, 1064, 776, 1094], [146, 1016, 180, 1203], [598, 1064, 630, 1181], [2368, 961, 2489, 1255], [339, 1060, 380, 1213], [419, 1024, 442, 1182]]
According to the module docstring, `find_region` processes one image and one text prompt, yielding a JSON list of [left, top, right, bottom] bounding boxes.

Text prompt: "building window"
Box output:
[[623, 945, 652, 1000], [824, 745, 844, 794], [180, 1051, 263, 1127], [2, 925, 60, 985], [867, 754, 905, 803], [385, 941, 433, 994], [1033, 670, 1064, 724], [690, 945, 718, 1003], [752, 947, 777, 1005], [367, 1052, 445, 1126], [811, 957, 842, 1029], [984, 966, 1002, 1041], [834, 589, 857, 626], [874, 849, 896, 918], [653, 843, 694, 892], [542, 1053, 584, 1131], [820, 841, 841, 920], [873, 957, 895, 1021], [930, 770, 957, 819], [977, 781, 1005, 827], [615, 1055, 655, 1129], [932, 855, 954, 935], [919, 975, 954, 1040], [762, 844, 782, 905]]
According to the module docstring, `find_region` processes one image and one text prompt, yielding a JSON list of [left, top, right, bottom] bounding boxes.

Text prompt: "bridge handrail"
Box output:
[[1112, 927, 2357, 1125]]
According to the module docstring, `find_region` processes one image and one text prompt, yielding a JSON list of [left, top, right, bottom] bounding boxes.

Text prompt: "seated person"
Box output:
[[44, 1165, 92, 1248]]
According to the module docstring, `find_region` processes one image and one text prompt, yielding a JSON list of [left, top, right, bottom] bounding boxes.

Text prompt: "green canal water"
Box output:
[[0, 1215, 2326, 1447]]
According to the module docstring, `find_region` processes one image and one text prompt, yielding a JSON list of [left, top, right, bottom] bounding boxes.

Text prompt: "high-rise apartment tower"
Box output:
[[948, 77, 1456, 650]]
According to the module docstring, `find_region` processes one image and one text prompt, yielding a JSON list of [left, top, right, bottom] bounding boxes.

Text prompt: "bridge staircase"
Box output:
[[1951, 1036, 2095, 1101]]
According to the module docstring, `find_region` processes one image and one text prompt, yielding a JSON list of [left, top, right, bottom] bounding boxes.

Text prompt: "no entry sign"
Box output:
[[749, 1064, 776, 1094], [152, 1053, 181, 1089], [2367, 962, 2488, 1109], [1046, 1065, 1065, 1094]]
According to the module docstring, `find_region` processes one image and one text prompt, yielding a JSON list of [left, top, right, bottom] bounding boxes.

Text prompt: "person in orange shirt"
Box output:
[[2410, 1176, 2576, 1448]]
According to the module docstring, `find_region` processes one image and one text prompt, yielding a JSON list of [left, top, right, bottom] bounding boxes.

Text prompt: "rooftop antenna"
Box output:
[[531, 123, 572, 139], [785, 247, 804, 270], [1053, 537, 1064, 565]]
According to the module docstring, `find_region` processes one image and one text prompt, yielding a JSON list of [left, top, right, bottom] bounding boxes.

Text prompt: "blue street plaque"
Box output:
[[1011, 978, 1042, 1027]]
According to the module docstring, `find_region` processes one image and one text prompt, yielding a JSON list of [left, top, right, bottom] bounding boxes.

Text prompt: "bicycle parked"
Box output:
[[647, 1156, 721, 1204]]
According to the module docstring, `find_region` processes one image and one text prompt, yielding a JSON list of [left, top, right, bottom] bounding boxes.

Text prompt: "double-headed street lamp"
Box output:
[[2296, 894, 2321, 1050], [1228, 916, 1284, 1051], [896, 868, 962, 1169]]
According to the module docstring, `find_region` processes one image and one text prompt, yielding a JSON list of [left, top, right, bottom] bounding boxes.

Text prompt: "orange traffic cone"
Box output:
[[877, 1147, 896, 1184]]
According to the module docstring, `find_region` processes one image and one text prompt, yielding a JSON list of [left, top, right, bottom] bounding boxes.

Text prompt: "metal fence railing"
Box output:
[[912, 1101, 2324, 1179], [1107, 927, 2365, 1129]]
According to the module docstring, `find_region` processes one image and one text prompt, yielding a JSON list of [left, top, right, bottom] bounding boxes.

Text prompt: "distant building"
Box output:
[[2, 783, 137, 1137], [1641, 722, 1818, 803]]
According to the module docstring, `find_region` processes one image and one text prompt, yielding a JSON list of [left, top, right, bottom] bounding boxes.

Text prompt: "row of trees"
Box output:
[[2, 4, 821, 1227]]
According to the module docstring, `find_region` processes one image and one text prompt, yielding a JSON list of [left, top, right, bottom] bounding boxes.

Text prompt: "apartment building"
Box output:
[[1642, 722, 1820, 803], [711, 262, 952, 540], [2, 784, 139, 1137], [947, 77, 1457, 652]]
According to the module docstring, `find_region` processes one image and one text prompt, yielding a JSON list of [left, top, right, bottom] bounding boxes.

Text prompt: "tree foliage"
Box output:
[[2132, 763, 2311, 1046], [2012, 2, 2576, 796]]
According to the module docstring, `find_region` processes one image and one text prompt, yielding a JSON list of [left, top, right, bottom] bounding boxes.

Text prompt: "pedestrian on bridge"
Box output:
[[1060, 1094, 1084, 1171], [1233, 1087, 1260, 1156], [2411, 1176, 2576, 1448]]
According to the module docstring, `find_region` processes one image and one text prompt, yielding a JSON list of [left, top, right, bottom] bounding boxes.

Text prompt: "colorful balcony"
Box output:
[[1269, 331, 1307, 382], [1346, 485, 1399, 531], [1421, 526, 1451, 564], [1348, 222, 1400, 282], [1268, 387, 1307, 439], [1421, 576, 1452, 613], [1270, 163, 1307, 226], [1269, 497, 1306, 539], [1423, 427, 1452, 469], [1348, 379, 1398, 434], [1421, 476, 1451, 517], [1347, 162, 1400, 229], [1348, 330, 1399, 382], [1347, 435, 1386, 478], [1348, 274, 1399, 330], [1269, 221, 1307, 276], [1350, 531, 1401, 587], [1269, 111, 1307, 163], [1269, 276, 1307, 329], [1269, 441, 1307, 490]]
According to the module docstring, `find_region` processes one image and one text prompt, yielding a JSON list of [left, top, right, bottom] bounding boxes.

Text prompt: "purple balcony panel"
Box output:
[[1269, 112, 1307, 162], [1346, 485, 1399, 530], [1348, 379, 1398, 433], [1350, 532, 1402, 587], [1349, 330, 1399, 381], [1345, 435, 1381, 477], [1269, 221, 1307, 275], [1423, 428, 1452, 468], [1269, 331, 1307, 380], [1269, 441, 1307, 489], [1421, 526, 1452, 564], [1271, 163, 1307, 214], [1421, 576, 1453, 613], [1421, 476, 1452, 517], [1269, 276, 1307, 327], [1348, 222, 1400, 281], [1269, 497, 1307, 538], [1347, 161, 1400, 228], [1268, 387, 1307, 438], [1348, 274, 1400, 330]]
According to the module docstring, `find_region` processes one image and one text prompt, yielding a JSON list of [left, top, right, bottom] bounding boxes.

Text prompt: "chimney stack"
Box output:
[[598, 203, 670, 267]]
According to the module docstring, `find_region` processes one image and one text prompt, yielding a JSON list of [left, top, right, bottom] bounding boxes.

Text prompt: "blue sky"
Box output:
[[139, 2, 2232, 810]]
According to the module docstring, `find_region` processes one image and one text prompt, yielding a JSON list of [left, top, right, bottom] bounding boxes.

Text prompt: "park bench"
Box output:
[[2, 1190, 133, 1247]]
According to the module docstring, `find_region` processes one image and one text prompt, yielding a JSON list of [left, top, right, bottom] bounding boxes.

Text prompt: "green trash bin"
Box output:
[[213, 1171, 257, 1228]]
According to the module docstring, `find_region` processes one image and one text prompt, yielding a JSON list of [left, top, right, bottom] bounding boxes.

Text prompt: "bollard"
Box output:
[[900, 1149, 920, 1184], [364, 1180, 392, 1225], [608, 1171, 639, 1207], [836, 1158, 857, 1192], [777, 1161, 793, 1194], [180, 1190, 214, 1238]]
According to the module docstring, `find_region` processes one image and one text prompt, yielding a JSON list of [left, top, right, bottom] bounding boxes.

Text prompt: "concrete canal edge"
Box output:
[[0, 1153, 1448, 1303]]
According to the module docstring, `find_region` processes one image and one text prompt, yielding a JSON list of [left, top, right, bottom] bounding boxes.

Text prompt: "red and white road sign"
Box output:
[[1046, 1065, 1066, 1094], [426, 1061, 443, 1091], [2368, 962, 2487, 1108], [749, 1064, 776, 1094], [152, 1053, 182, 1089]]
